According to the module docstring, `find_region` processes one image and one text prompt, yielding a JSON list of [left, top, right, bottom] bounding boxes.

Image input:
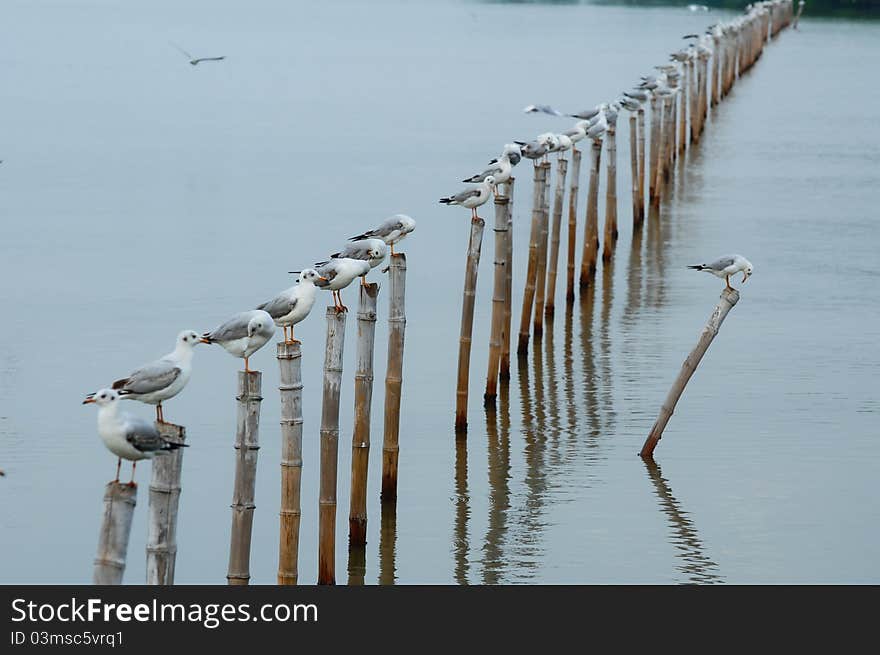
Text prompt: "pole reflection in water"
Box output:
[[480, 383, 511, 584], [562, 303, 579, 461], [453, 435, 470, 585], [346, 542, 366, 586], [643, 458, 723, 584], [543, 315, 563, 469], [598, 257, 616, 434], [377, 500, 397, 585], [644, 203, 668, 311], [578, 282, 602, 440]]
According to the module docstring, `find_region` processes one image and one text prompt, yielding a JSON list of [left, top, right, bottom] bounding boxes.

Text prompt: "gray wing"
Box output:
[[466, 163, 502, 183], [123, 417, 166, 453], [335, 242, 371, 260], [706, 256, 736, 271], [114, 360, 181, 395], [257, 293, 297, 320], [315, 261, 340, 285], [450, 187, 482, 203], [372, 216, 404, 238], [204, 312, 251, 342]]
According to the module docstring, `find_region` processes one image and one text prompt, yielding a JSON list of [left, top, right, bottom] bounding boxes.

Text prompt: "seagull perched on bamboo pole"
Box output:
[[312, 258, 371, 313], [83, 389, 189, 485], [439, 176, 496, 221], [463, 144, 520, 194], [256, 269, 326, 343], [201, 310, 276, 372], [688, 255, 753, 291], [169, 42, 226, 66], [348, 214, 416, 256]]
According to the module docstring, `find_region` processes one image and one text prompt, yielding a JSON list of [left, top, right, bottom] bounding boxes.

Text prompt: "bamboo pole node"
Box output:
[[93, 481, 137, 585], [277, 339, 304, 585], [455, 215, 486, 432]]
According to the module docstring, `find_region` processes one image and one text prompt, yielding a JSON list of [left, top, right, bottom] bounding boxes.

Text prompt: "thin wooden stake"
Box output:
[[544, 156, 568, 317], [319, 307, 346, 584], [602, 121, 618, 261], [277, 340, 303, 585], [499, 177, 515, 380], [455, 216, 486, 433], [349, 282, 379, 546], [629, 114, 641, 230], [533, 161, 552, 336], [381, 254, 407, 502], [93, 481, 137, 585], [649, 95, 660, 205], [640, 288, 740, 458], [517, 163, 546, 355], [485, 190, 510, 405], [565, 148, 582, 302], [579, 138, 602, 289], [637, 108, 646, 223], [227, 370, 262, 585], [146, 422, 185, 585]]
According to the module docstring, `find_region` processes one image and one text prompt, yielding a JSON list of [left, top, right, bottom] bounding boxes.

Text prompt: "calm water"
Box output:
[[1, 1, 878, 584]]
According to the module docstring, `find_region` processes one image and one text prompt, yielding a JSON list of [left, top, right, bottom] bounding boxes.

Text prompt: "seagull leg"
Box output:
[[244, 357, 250, 373], [390, 244, 396, 256], [128, 461, 136, 487], [471, 207, 478, 222], [290, 326, 299, 344], [115, 458, 121, 483], [156, 404, 164, 424], [725, 275, 733, 291], [360, 275, 367, 287]]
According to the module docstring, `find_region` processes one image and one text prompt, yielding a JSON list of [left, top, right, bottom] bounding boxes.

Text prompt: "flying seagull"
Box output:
[[688, 255, 753, 291], [524, 104, 563, 117], [170, 42, 226, 66]]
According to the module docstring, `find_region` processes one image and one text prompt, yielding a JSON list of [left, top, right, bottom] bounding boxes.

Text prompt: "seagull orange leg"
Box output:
[[725, 275, 733, 291], [244, 357, 250, 373], [128, 461, 136, 487], [115, 458, 121, 483], [390, 244, 396, 256]]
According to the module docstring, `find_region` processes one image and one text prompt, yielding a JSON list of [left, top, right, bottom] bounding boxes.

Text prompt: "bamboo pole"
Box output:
[[640, 288, 740, 458], [485, 190, 510, 405], [637, 108, 646, 223], [318, 307, 346, 584], [277, 340, 304, 585], [349, 282, 379, 546], [378, 499, 397, 585], [93, 481, 137, 585], [653, 97, 666, 207], [517, 163, 546, 355], [533, 160, 552, 337], [565, 148, 582, 302], [381, 254, 407, 502], [146, 422, 185, 585], [711, 37, 721, 108], [680, 62, 689, 154], [227, 370, 262, 585], [579, 138, 602, 289], [689, 59, 698, 144], [648, 95, 661, 205], [544, 156, 568, 317], [499, 177, 515, 380], [455, 215, 486, 433], [629, 115, 640, 230], [602, 121, 618, 262]]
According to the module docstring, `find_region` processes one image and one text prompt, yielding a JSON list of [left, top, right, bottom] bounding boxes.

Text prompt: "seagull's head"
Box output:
[[247, 313, 271, 338], [299, 268, 327, 284], [744, 260, 754, 281], [369, 244, 387, 261], [177, 330, 202, 349], [484, 175, 497, 188], [83, 388, 118, 406]]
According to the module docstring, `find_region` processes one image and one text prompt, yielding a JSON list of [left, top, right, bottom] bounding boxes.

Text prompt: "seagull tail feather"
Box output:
[[687, 264, 706, 270]]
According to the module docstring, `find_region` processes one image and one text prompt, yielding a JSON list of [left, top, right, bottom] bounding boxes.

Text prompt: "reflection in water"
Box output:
[[562, 303, 580, 461], [578, 283, 602, 439], [599, 257, 616, 434], [347, 542, 366, 586], [543, 317, 563, 469], [378, 500, 398, 585], [480, 384, 511, 584], [453, 436, 470, 585], [643, 458, 723, 584], [622, 225, 644, 329], [644, 204, 667, 311]]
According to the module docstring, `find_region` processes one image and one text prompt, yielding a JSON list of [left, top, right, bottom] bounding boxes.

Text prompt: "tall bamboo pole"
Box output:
[[544, 156, 568, 317], [629, 114, 641, 229], [648, 95, 660, 205], [533, 160, 552, 337], [93, 481, 137, 585], [637, 107, 646, 223], [602, 121, 618, 262], [455, 214, 486, 433], [711, 37, 721, 108], [277, 340, 303, 585], [679, 65, 689, 155], [349, 282, 379, 546], [499, 177, 515, 380], [565, 149, 582, 302], [640, 288, 740, 458], [689, 59, 698, 144], [485, 190, 510, 405], [381, 254, 407, 502], [318, 307, 346, 585], [146, 422, 185, 585], [227, 370, 262, 585], [517, 163, 546, 355], [579, 138, 602, 289]]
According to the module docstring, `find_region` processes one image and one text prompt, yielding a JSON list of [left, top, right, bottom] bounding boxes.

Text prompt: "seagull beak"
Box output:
[[319, 276, 329, 282], [199, 337, 211, 344], [82, 396, 96, 405]]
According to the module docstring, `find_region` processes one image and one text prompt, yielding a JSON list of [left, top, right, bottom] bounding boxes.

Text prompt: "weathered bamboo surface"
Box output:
[[227, 370, 262, 585], [640, 288, 740, 458], [499, 177, 515, 380], [381, 254, 407, 502], [648, 96, 660, 205], [579, 138, 602, 289], [485, 190, 510, 404], [349, 282, 379, 546], [602, 121, 618, 262], [629, 115, 640, 230], [544, 156, 568, 317], [455, 216, 486, 432], [637, 108, 646, 223], [277, 340, 303, 585], [533, 160, 553, 336], [517, 163, 546, 355], [146, 422, 185, 585], [94, 481, 137, 585], [319, 307, 346, 584], [565, 148, 582, 302]]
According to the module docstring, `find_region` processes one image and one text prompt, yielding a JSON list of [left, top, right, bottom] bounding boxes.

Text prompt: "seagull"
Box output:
[[523, 104, 563, 117], [201, 310, 276, 372], [312, 258, 371, 313], [688, 255, 754, 291], [586, 113, 609, 140], [570, 105, 603, 121], [563, 120, 590, 145], [326, 238, 388, 270], [348, 214, 416, 256], [256, 269, 326, 344], [87, 330, 201, 424], [515, 139, 550, 161], [83, 389, 188, 485], [439, 176, 496, 221], [169, 42, 226, 66], [464, 144, 520, 192], [687, 4, 709, 11]]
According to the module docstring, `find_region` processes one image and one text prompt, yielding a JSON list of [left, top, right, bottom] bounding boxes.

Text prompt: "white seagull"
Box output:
[[688, 255, 754, 291], [313, 258, 372, 313], [201, 310, 276, 372], [348, 214, 416, 256], [256, 268, 326, 344], [88, 330, 201, 423], [439, 176, 496, 220], [523, 104, 563, 117], [463, 144, 520, 192], [325, 238, 388, 270], [169, 42, 226, 66], [83, 389, 188, 485]]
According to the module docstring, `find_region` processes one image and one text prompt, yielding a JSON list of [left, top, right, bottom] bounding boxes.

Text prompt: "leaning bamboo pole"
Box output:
[[602, 120, 618, 262], [381, 254, 407, 502], [318, 307, 346, 584], [565, 148, 582, 302], [579, 138, 602, 289], [227, 370, 262, 585], [455, 214, 486, 432], [499, 177, 515, 380], [93, 481, 137, 585], [640, 288, 740, 458], [544, 156, 568, 317], [146, 422, 185, 585], [277, 340, 304, 585], [349, 282, 379, 546], [628, 114, 640, 229], [485, 189, 510, 404], [517, 163, 546, 355], [532, 160, 553, 336]]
